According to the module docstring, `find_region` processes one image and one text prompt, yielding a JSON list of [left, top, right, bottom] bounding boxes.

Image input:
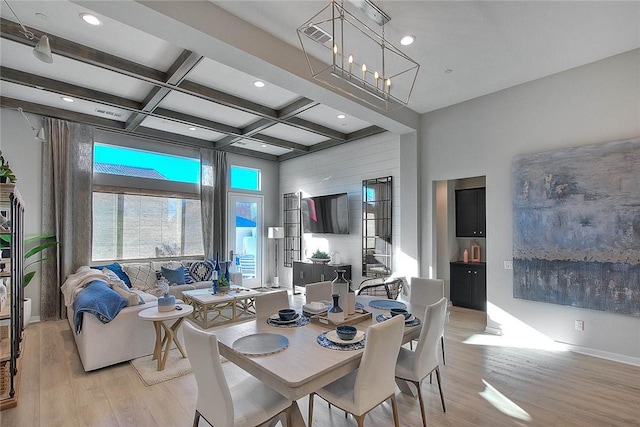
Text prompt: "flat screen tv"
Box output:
[[301, 193, 349, 234]]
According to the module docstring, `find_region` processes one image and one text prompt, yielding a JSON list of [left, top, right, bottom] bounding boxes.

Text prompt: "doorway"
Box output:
[[228, 193, 263, 288]]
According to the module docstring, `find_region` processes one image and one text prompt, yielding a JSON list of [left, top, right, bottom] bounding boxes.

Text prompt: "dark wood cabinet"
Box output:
[[450, 262, 486, 311], [292, 262, 351, 288], [455, 188, 486, 237]]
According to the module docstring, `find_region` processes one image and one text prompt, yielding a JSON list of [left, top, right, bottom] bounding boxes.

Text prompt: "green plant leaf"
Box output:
[[24, 241, 58, 259], [24, 271, 36, 287]]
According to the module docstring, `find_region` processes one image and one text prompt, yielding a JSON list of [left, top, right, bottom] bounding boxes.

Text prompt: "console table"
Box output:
[[292, 262, 351, 289]]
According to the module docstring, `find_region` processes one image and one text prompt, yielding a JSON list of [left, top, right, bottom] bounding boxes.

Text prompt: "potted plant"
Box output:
[[0, 233, 58, 327], [310, 249, 331, 264], [0, 150, 17, 183]]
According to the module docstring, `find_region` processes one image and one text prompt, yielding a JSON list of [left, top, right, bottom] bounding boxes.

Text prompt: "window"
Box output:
[[92, 143, 203, 261], [230, 166, 261, 191]]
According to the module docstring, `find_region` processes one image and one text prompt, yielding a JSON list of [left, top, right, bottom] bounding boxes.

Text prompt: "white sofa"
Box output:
[[67, 259, 242, 371]]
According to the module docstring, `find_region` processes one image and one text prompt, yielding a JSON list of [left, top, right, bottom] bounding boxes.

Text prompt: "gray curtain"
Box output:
[[200, 148, 228, 260], [40, 118, 94, 320]]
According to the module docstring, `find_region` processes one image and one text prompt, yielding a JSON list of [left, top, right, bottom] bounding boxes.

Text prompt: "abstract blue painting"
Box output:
[[512, 137, 640, 316]]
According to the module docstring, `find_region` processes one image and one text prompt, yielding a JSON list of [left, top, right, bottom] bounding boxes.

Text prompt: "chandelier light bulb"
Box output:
[[362, 63, 367, 80], [374, 71, 379, 88], [348, 54, 353, 74]]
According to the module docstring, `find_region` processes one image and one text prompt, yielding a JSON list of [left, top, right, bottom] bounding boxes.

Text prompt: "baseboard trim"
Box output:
[[562, 343, 640, 367]]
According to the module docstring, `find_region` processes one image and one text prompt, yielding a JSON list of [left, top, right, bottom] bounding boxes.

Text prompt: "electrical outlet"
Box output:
[[575, 320, 584, 331], [504, 260, 513, 270]]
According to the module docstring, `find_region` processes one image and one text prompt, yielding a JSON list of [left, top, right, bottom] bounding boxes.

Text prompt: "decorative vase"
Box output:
[[215, 251, 221, 276], [331, 269, 349, 316], [225, 261, 231, 283], [328, 293, 344, 323], [463, 249, 469, 263], [347, 281, 356, 315], [212, 270, 218, 294], [158, 292, 176, 312]]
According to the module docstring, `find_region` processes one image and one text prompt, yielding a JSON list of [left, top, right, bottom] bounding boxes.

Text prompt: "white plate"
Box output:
[[269, 313, 300, 324], [326, 329, 365, 345], [382, 313, 416, 323]]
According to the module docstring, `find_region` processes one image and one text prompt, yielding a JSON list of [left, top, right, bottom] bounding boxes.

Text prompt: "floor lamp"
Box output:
[[267, 227, 284, 288]]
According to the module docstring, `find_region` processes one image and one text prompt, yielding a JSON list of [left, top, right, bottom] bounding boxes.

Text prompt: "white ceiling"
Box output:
[[1, 1, 639, 160]]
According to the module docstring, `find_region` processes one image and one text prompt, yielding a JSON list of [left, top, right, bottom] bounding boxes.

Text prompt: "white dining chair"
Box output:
[[304, 281, 332, 304], [182, 322, 292, 427], [255, 289, 289, 321], [395, 297, 448, 427], [409, 277, 447, 364], [308, 313, 405, 427]]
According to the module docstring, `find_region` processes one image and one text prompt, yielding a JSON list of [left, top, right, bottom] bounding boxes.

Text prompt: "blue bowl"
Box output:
[[278, 308, 297, 321], [336, 325, 357, 341], [390, 308, 411, 320]]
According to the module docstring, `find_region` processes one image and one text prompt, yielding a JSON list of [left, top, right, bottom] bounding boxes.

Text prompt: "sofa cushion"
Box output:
[[188, 260, 215, 282], [161, 265, 187, 285], [91, 262, 131, 287], [123, 263, 157, 292]]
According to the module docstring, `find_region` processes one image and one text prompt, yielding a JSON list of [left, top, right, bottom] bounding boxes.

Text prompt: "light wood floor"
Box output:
[[2, 301, 639, 427]]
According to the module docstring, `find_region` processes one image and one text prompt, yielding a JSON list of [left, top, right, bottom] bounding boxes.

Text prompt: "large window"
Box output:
[[92, 142, 203, 261], [230, 166, 261, 191]]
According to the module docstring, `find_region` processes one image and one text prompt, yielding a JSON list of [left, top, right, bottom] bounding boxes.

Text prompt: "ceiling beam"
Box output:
[[125, 50, 204, 131]]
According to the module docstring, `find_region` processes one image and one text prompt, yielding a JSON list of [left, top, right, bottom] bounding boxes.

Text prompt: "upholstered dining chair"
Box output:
[[254, 289, 289, 321], [308, 313, 405, 427], [409, 277, 447, 364], [395, 297, 448, 427], [182, 322, 292, 427], [305, 281, 332, 304]]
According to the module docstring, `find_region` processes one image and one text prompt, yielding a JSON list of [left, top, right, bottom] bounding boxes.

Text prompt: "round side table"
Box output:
[[138, 304, 193, 371]]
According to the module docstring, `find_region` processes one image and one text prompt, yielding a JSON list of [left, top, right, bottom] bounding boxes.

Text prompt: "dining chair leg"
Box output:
[[435, 366, 446, 412], [192, 410, 201, 427], [308, 392, 315, 426], [355, 414, 365, 427], [441, 335, 446, 365], [390, 394, 400, 427], [414, 380, 427, 427], [284, 405, 292, 427]]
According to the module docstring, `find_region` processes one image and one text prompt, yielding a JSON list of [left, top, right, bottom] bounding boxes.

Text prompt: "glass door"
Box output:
[[228, 193, 263, 288]]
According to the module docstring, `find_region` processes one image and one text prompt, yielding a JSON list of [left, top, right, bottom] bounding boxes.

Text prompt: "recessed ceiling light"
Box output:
[[80, 13, 102, 26], [444, 69, 453, 74], [61, 96, 74, 103], [337, 114, 346, 119], [188, 127, 197, 131], [261, 144, 267, 148], [253, 80, 265, 88], [400, 35, 415, 46]]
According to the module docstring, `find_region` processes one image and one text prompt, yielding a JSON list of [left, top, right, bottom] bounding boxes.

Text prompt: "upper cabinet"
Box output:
[[455, 188, 486, 238]]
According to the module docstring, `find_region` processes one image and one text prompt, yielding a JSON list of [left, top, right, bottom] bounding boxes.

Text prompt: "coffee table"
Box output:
[[181, 286, 261, 329], [138, 304, 193, 371]]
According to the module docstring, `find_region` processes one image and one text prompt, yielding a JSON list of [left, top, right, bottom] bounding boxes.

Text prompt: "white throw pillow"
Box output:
[[123, 263, 157, 292]]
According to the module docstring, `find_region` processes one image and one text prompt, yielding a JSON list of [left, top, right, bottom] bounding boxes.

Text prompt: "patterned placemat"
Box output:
[[267, 315, 310, 328], [368, 299, 407, 310], [316, 331, 366, 351], [375, 313, 422, 327]]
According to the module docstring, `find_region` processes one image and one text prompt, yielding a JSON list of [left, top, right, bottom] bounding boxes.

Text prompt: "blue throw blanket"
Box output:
[[73, 280, 127, 334]]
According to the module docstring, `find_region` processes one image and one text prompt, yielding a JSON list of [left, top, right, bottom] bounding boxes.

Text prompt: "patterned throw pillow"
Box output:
[[188, 260, 215, 282], [123, 263, 157, 292]]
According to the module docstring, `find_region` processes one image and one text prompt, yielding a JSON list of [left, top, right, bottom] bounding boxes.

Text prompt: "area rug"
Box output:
[[130, 349, 192, 386]]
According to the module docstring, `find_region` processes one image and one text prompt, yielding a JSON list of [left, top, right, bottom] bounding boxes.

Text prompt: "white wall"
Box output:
[[280, 132, 402, 288], [0, 108, 44, 319], [421, 49, 640, 364]]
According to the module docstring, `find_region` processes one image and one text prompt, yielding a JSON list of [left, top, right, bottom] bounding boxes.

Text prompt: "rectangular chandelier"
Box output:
[[297, 0, 419, 111]]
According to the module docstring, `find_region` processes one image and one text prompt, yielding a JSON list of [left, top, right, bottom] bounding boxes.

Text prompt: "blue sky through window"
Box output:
[[231, 166, 261, 191], [94, 143, 199, 183]]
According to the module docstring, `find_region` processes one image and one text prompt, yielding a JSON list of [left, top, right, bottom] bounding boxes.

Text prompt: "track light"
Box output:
[[16, 107, 46, 141], [3, 0, 54, 64]]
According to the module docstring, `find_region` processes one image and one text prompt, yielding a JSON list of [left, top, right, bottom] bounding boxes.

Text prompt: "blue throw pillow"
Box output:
[[91, 262, 131, 288], [161, 265, 187, 285]]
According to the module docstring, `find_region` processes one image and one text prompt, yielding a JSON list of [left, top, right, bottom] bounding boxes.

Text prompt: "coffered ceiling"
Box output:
[[1, 1, 639, 161]]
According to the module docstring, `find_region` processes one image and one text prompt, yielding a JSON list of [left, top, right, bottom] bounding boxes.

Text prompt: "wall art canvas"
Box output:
[[512, 137, 640, 316]]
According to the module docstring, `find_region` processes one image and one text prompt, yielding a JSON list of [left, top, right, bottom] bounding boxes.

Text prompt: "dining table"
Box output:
[[214, 295, 426, 427]]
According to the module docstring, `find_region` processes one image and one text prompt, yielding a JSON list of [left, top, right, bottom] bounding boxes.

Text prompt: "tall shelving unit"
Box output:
[[283, 192, 301, 294], [0, 183, 24, 410]]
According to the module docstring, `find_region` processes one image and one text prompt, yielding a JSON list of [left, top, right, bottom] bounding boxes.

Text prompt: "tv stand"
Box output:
[[292, 262, 351, 290]]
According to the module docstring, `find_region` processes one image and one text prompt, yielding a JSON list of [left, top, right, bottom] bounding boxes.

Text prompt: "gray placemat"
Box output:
[[232, 333, 289, 356], [267, 315, 310, 328], [368, 299, 407, 310], [316, 331, 366, 351]]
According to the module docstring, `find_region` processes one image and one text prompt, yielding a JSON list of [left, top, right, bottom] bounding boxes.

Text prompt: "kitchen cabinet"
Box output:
[[455, 188, 486, 237], [450, 262, 486, 311], [292, 262, 351, 289]]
